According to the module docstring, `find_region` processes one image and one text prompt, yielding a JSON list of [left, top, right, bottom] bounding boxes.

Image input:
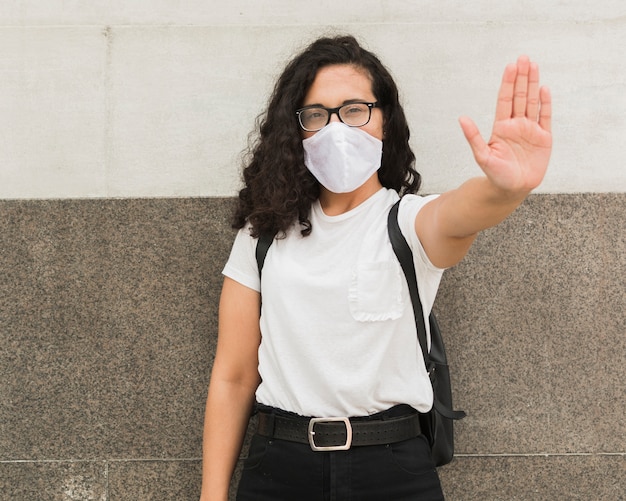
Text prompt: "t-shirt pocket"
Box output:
[[348, 261, 404, 322]]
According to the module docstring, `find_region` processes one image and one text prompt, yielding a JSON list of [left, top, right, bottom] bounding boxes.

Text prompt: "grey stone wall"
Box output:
[[1, 194, 624, 500]]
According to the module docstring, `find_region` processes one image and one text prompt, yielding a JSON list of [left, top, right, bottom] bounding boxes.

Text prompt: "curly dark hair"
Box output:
[[233, 34, 420, 238]]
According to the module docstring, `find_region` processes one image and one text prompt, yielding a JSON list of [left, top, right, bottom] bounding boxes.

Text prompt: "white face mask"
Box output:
[[303, 122, 383, 193]]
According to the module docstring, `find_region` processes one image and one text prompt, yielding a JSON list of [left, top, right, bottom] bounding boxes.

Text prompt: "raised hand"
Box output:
[[459, 56, 552, 197]]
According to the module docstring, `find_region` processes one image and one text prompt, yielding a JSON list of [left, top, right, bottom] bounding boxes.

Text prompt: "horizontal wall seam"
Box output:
[[0, 457, 202, 464], [2, 453, 626, 464], [454, 453, 626, 458], [0, 21, 607, 28]]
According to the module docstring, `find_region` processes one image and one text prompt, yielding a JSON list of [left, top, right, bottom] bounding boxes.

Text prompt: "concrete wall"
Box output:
[[1, 1, 626, 197], [1, 2, 625, 500]]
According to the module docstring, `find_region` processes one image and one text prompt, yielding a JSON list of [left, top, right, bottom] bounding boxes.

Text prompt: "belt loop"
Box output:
[[264, 410, 276, 437]]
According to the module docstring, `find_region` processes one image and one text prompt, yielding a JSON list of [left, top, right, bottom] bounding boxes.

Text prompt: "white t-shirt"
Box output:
[[222, 187, 444, 418]]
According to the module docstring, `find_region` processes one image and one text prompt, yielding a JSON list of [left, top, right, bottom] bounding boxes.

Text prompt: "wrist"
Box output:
[[200, 492, 228, 501], [481, 176, 530, 205], [200, 479, 230, 501]]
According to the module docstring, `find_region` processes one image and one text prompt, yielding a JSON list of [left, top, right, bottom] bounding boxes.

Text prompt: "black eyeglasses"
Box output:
[[295, 102, 379, 132]]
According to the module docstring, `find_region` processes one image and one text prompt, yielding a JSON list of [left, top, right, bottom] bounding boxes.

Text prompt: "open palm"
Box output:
[[459, 56, 552, 195]]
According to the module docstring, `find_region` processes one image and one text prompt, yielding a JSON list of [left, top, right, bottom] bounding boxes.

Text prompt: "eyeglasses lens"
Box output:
[[339, 104, 370, 127], [300, 109, 329, 132]]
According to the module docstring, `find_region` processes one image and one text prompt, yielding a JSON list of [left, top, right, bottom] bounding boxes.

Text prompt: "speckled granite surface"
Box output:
[[439, 455, 626, 500], [438, 194, 626, 457], [0, 461, 107, 501], [1, 198, 235, 463], [0, 194, 624, 500]]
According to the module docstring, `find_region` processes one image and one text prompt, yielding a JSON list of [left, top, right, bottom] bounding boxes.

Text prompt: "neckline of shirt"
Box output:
[[312, 187, 392, 223]]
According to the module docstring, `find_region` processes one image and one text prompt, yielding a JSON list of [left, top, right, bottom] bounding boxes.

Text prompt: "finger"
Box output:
[[494, 63, 517, 121], [538, 86, 552, 133], [526, 62, 540, 120], [459, 116, 489, 167], [512, 55, 530, 118]]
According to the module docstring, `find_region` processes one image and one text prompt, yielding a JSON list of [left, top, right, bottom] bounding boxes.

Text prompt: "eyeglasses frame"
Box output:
[[295, 102, 379, 132]]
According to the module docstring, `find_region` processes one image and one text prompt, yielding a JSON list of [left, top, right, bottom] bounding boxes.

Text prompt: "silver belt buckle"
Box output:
[[307, 417, 353, 451]]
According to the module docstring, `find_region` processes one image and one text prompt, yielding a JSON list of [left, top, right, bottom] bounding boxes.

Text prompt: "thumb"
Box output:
[[458, 116, 488, 167]]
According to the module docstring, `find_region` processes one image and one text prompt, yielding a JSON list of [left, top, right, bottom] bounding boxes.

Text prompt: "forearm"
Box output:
[[199, 379, 257, 501], [434, 176, 529, 239], [200, 277, 262, 500]]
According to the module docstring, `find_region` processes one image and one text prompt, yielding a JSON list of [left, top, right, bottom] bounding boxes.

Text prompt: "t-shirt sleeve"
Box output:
[[222, 226, 261, 292], [397, 193, 446, 272]]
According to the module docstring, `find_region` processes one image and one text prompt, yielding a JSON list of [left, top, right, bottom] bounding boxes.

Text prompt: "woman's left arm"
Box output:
[[416, 55, 552, 268]]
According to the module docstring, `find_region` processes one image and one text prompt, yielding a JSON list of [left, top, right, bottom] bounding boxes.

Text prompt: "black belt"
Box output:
[[256, 408, 422, 451]]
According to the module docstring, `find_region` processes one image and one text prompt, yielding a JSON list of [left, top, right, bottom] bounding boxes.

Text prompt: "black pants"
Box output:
[[236, 407, 445, 501]]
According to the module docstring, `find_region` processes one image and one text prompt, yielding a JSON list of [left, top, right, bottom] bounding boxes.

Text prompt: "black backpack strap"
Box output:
[[387, 200, 432, 371], [255, 232, 275, 277], [388, 200, 465, 421]]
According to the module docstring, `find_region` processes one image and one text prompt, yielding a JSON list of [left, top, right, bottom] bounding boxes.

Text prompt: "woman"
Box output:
[[200, 35, 552, 500]]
